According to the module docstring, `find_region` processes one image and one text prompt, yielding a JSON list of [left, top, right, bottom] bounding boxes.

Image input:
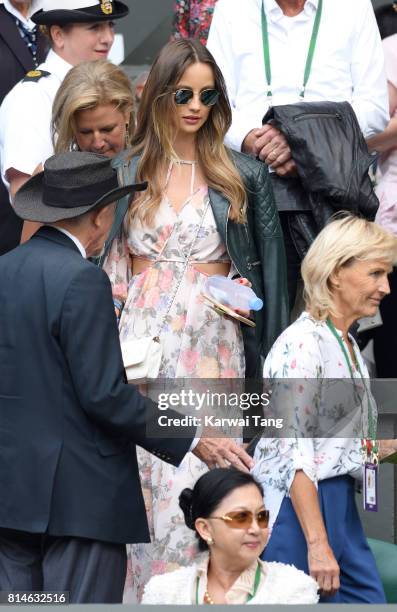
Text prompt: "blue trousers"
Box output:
[[262, 475, 386, 603]]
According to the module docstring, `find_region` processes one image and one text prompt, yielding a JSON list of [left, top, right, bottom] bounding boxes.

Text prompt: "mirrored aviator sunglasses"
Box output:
[[210, 509, 270, 529], [174, 88, 220, 107]]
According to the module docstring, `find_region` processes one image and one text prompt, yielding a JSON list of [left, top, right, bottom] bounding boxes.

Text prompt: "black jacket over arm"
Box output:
[[263, 101, 379, 256], [0, 227, 193, 544]]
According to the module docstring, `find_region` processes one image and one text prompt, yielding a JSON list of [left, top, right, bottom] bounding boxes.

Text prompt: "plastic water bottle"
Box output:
[[205, 275, 263, 311]]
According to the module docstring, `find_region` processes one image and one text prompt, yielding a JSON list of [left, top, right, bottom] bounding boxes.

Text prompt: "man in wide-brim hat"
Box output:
[[0, 153, 253, 602], [0, 0, 129, 248]]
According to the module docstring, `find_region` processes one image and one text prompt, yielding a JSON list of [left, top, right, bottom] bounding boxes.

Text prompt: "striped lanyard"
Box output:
[[261, 0, 323, 106]]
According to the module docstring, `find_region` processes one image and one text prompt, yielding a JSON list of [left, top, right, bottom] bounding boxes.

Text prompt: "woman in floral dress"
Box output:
[[253, 215, 397, 603], [104, 39, 287, 601], [171, 0, 218, 46]]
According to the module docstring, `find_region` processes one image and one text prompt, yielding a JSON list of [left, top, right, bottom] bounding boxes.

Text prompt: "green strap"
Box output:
[[195, 563, 261, 604], [326, 318, 355, 379], [248, 563, 262, 602], [326, 318, 377, 442], [261, 0, 323, 101], [261, 2, 272, 101], [302, 0, 323, 97]]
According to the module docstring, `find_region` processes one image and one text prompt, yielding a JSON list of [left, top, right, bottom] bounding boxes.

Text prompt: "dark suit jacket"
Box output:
[[0, 5, 48, 255], [0, 226, 193, 544]]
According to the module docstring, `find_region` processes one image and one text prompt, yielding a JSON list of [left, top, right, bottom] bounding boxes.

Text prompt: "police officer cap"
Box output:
[[32, 0, 129, 25]]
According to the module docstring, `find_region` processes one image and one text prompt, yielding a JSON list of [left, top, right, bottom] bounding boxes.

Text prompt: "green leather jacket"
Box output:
[[209, 150, 289, 376], [104, 150, 289, 377]]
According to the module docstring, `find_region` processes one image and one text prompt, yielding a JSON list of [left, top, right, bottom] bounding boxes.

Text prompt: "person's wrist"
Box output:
[[307, 534, 329, 548], [241, 129, 256, 155]]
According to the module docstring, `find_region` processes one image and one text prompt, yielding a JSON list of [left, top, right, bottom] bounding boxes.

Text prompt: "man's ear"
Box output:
[[92, 205, 109, 228]]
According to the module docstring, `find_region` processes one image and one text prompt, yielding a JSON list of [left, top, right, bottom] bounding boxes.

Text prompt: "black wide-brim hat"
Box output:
[[32, 0, 129, 26], [14, 151, 147, 223]]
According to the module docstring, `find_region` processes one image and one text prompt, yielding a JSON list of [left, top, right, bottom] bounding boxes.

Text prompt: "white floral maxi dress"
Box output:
[[104, 186, 245, 602]]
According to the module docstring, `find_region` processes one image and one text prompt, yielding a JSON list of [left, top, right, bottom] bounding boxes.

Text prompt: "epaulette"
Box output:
[[22, 70, 51, 83]]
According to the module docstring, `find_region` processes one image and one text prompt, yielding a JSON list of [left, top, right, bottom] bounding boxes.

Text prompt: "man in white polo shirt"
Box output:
[[207, 0, 389, 307], [0, 0, 128, 241]]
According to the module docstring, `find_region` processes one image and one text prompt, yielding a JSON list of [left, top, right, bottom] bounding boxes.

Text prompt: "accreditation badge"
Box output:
[[362, 439, 379, 512]]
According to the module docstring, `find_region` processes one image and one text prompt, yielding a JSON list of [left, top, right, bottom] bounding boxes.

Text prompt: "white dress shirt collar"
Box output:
[[3, 0, 41, 28], [51, 226, 87, 258], [263, 0, 318, 22]]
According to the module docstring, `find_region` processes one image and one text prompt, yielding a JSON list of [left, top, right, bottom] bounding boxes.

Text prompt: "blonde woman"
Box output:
[[253, 215, 397, 603], [21, 59, 134, 242], [103, 39, 288, 600], [52, 59, 134, 156], [51, 59, 135, 261]]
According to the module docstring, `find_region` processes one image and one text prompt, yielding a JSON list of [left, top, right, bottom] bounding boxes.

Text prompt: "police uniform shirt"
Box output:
[[0, 49, 72, 194]]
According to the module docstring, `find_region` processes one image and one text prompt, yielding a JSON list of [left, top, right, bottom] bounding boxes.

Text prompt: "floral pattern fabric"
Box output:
[[171, 0, 218, 46], [104, 187, 245, 601], [253, 312, 375, 533]]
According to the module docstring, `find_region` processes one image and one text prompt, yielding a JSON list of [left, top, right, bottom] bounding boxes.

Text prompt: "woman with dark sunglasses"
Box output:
[[142, 468, 318, 604], [103, 38, 288, 600]]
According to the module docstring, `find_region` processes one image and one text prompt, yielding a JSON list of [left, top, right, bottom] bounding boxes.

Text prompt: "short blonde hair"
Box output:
[[302, 215, 397, 320], [52, 59, 134, 153]]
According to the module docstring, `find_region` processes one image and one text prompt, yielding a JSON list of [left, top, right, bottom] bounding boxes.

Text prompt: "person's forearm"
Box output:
[[289, 470, 328, 545], [290, 470, 339, 594], [367, 117, 397, 153]]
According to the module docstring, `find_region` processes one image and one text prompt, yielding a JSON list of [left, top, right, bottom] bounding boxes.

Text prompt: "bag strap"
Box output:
[[96, 154, 139, 267], [155, 198, 210, 337]]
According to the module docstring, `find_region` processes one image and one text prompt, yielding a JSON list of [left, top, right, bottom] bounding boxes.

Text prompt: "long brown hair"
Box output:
[[129, 39, 246, 224]]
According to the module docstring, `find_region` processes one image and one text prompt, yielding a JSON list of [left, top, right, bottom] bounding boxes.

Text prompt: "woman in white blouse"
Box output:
[[253, 215, 397, 603], [142, 468, 318, 605]]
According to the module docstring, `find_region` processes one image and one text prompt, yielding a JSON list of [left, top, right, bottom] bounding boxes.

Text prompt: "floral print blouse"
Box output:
[[171, 0, 218, 46], [253, 312, 376, 531]]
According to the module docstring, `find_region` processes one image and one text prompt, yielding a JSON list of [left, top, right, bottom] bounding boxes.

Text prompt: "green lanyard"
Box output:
[[195, 562, 261, 604], [326, 318, 377, 445], [261, 0, 323, 104]]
